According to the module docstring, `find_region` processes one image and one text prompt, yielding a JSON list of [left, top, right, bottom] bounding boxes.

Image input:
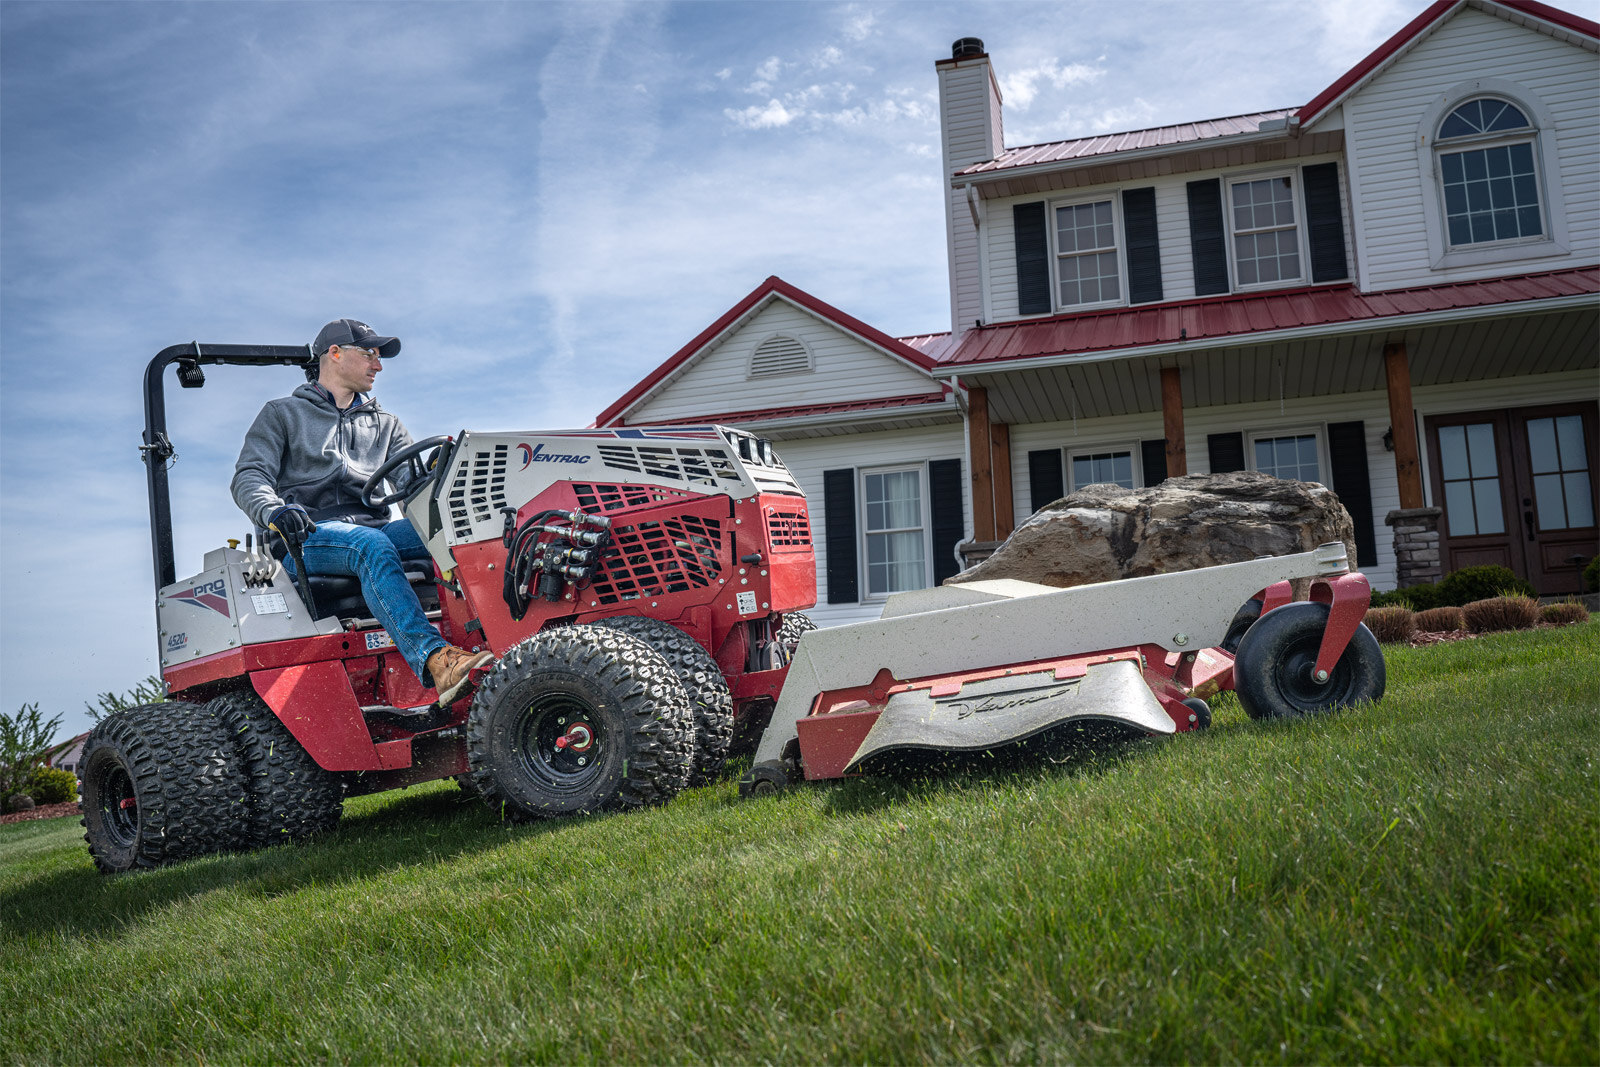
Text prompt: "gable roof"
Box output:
[[1297, 0, 1599, 127], [594, 275, 942, 427]]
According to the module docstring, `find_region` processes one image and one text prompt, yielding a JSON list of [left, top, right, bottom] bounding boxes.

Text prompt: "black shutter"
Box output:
[[1141, 439, 1169, 486], [1187, 179, 1230, 296], [1327, 421, 1377, 567], [1302, 162, 1349, 283], [1014, 202, 1052, 315], [822, 468, 858, 604], [1027, 449, 1064, 513], [1122, 187, 1164, 304], [1208, 432, 1245, 473], [928, 459, 964, 584]]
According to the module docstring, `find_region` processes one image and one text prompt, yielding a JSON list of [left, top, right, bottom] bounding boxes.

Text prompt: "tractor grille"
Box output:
[[448, 444, 509, 539], [764, 506, 811, 550], [596, 444, 743, 486], [590, 516, 723, 605], [572, 482, 694, 513]]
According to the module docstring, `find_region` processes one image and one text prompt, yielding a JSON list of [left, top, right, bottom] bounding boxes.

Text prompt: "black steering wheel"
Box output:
[[362, 435, 453, 508]]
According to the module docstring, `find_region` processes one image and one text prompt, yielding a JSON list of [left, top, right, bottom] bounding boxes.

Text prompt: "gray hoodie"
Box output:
[[232, 382, 414, 531]]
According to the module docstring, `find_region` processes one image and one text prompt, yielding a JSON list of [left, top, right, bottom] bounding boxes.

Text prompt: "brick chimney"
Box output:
[[936, 37, 1004, 340]]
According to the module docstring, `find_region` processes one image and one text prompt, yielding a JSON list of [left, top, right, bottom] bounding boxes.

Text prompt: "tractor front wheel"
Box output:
[[80, 702, 248, 873], [465, 626, 695, 819], [1233, 602, 1385, 721]]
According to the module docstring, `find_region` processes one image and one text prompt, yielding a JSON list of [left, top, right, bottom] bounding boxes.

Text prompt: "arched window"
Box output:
[[1436, 96, 1542, 247]]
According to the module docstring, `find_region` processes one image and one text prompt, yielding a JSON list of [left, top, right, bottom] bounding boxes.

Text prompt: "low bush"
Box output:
[[1363, 605, 1417, 644], [1585, 555, 1599, 593], [1415, 606, 1465, 632], [25, 766, 78, 805], [1541, 600, 1590, 627], [1463, 595, 1540, 634], [1436, 565, 1535, 605]]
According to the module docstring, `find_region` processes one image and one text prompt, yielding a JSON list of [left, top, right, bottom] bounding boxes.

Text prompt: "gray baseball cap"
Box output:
[[313, 318, 401, 358]]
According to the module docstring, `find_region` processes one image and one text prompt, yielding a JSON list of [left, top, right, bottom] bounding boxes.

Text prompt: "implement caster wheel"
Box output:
[[1181, 697, 1212, 730], [1235, 601, 1386, 720], [738, 760, 794, 799]]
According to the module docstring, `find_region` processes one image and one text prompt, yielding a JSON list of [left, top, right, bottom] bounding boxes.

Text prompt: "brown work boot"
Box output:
[[427, 645, 494, 707]]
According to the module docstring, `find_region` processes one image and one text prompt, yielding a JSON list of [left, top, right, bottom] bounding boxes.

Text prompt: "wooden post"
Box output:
[[1384, 342, 1424, 510], [991, 422, 1014, 540], [968, 386, 996, 543], [1160, 367, 1188, 476]]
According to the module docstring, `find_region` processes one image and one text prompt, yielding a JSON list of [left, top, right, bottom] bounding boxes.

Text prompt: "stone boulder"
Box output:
[[951, 471, 1357, 588]]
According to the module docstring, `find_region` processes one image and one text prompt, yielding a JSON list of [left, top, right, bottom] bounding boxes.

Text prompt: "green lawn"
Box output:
[[3, 623, 1596, 1064]]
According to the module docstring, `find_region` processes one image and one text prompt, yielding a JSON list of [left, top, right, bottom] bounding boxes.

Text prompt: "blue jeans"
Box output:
[[288, 519, 447, 685]]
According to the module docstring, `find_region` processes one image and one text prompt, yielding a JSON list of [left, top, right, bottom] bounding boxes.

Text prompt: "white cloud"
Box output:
[[725, 99, 798, 128], [842, 6, 876, 42], [813, 44, 843, 69], [715, 67, 731, 80], [999, 59, 1104, 112], [1308, 0, 1414, 67]]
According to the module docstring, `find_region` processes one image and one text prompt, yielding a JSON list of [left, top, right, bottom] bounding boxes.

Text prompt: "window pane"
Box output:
[[1255, 434, 1319, 481], [1445, 480, 1478, 535], [1466, 423, 1498, 476], [867, 531, 925, 595], [1533, 472, 1566, 529], [1439, 425, 1468, 480], [1564, 471, 1595, 528], [1486, 145, 1511, 178], [1473, 478, 1505, 534], [1555, 415, 1587, 470], [1518, 206, 1543, 237], [1527, 417, 1558, 474]]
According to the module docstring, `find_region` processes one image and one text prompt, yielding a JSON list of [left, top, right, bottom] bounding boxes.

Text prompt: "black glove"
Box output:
[[267, 504, 317, 552]]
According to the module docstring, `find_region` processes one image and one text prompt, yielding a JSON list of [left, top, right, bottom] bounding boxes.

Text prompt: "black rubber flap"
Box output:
[[843, 659, 1174, 774]]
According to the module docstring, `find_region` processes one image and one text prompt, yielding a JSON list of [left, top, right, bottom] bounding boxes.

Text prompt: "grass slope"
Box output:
[[3, 624, 1596, 1064]]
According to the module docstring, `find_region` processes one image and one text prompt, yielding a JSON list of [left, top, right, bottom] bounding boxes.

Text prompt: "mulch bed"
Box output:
[[0, 801, 81, 825]]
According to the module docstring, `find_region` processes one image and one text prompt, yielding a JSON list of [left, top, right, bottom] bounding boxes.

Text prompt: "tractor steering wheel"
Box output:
[[361, 435, 453, 508]]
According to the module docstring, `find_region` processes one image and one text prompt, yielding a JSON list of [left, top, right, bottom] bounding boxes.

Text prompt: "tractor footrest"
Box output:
[[361, 704, 448, 731]]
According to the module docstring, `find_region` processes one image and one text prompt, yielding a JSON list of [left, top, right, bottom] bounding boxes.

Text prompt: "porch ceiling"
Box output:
[[960, 305, 1598, 425]]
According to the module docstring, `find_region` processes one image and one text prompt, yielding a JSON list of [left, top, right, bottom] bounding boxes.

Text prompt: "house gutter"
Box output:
[[928, 291, 1598, 379]]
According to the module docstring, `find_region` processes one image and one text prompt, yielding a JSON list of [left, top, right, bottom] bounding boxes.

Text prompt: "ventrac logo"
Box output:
[[940, 679, 1079, 721], [172, 578, 230, 618], [519, 443, 590, 470]]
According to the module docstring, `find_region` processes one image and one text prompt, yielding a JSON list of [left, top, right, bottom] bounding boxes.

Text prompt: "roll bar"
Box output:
[[142, 343, 313, 591]]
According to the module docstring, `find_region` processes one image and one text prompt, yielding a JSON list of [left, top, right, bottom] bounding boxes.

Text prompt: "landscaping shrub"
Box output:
[[25, 766, 78, 805], [1415, 606, 1465, 632], [1369, 585, 1437, 610], [1462, 595, 1540, 634], [1541, 600, 1590, 627], [1436, 565, 1535, 606], [1363, 605, 1417, 644], [1585, 555, 1599, 593]]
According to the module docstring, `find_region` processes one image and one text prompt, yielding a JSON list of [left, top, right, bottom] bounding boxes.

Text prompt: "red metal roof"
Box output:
[[595, 275, 940, 427], [1298, 1, 1599, 127], [956, 109, 1296, 177], [939, 267, 1600, 368], [898, 330, 957, 362], [618, 389, 954, 428]]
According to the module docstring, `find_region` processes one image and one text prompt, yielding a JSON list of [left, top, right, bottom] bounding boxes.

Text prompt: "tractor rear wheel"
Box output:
[[465, 626, 695, 819], [594, 615, 733, 786], [1234, 602, 1386, 721], [205, 688, 343, 847], [80, 701, 249, 873]]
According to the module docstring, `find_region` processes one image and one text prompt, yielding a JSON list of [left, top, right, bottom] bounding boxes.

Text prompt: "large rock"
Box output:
[[951, 471, 1357, 588]]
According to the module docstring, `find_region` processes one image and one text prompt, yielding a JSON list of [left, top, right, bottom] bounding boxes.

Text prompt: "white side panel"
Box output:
[[1345, 6, 1599, 291], [982, 151, 1352, 320], [768, 424, 967, 628], [940, 58, 1002, 341], [627, 299, 940, 424]]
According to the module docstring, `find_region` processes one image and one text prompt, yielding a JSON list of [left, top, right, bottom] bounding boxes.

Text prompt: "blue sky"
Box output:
[[1, 0, 1420, 741]]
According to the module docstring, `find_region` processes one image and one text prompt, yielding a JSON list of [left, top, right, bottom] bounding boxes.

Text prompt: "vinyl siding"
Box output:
[[1344, 6, 1600, 291], [772, 424, 967, 628], [626, 298, 940, 424], [981, 152, 1354, 320]]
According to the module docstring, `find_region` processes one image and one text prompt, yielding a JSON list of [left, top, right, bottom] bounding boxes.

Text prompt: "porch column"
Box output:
[[1384, 342, 1424, 509], [991, 422, 1015, 540], [1160, 367, 1188, 476], [968, 386, 996, 543]]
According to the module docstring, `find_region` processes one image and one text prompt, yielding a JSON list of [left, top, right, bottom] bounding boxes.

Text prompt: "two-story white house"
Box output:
[[599, 0, 1599, 628]]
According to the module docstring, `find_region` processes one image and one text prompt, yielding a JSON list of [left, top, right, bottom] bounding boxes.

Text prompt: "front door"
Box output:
[[1427, 403, 1598, 594]]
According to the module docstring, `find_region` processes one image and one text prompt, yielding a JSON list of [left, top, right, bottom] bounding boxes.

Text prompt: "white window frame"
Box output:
[[1416, 79, 1569, 272], [858, 463, 932, 601], [1434, 97, 1546, 253], [1048, 193, 1126, 312], [1224, 168, 1310, 292], [1246, 427, 1329, 485], [1066, 443, 1141, 492]]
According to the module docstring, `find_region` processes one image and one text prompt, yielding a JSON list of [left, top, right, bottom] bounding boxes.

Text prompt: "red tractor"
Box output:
[[83, 342, 1384, 874]]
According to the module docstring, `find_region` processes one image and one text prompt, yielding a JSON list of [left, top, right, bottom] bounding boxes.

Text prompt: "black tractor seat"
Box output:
[[305, 567, 441, 621]]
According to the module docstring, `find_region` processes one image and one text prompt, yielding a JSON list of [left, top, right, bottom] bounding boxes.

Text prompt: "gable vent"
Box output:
[[749, 335, 811, 378]]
